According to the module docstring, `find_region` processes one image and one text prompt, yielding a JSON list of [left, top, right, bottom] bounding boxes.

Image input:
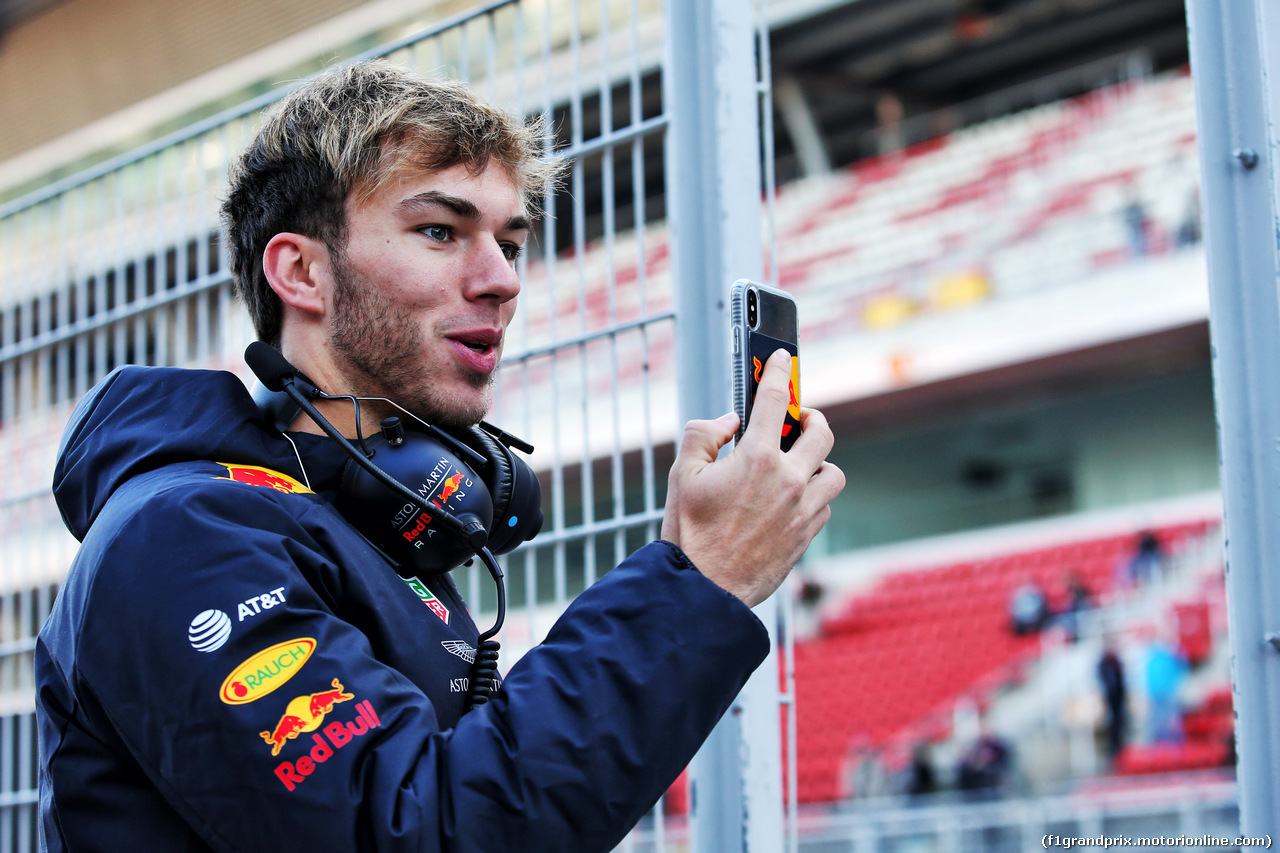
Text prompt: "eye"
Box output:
[[419, 224, 452, 242], [501, 242, 525, 262]]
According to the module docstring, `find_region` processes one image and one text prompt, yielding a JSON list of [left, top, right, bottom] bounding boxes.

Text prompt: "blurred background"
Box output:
[[0, 0, 1236, 850]]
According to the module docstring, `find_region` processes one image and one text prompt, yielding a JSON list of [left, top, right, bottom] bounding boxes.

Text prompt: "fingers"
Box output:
[[793, 462, 845, 542], [808, 460, 847, 505], [739, 349, 793, 451], [674, 412, 740, 468], [789, 406, 836, 471]]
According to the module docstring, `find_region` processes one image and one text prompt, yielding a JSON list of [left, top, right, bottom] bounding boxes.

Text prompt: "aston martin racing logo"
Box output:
[[441, 640, 476, 664]]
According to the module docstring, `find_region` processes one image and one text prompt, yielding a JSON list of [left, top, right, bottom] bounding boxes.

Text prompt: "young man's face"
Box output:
[[327, 160, 529, 428]]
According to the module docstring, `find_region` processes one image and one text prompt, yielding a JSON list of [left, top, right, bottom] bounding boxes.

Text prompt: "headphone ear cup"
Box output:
[[335, 430, 493, 574], [452, 426, 543, 554], [457, 426, 514, 518]]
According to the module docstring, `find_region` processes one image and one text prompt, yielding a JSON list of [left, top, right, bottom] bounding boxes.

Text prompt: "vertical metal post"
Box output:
[[1185, 0, 1280, 834], [664, 1, 784, 851]]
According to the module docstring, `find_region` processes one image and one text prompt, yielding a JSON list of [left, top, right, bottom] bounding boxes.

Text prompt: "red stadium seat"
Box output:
[[788, 517, 1219, 803]]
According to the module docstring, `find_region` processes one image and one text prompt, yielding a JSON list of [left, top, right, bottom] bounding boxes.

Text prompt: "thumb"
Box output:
[[674, 413, 739, 467]]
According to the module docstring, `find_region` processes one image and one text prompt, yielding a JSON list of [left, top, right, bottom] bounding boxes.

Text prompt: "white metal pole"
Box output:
[[1184, 0, 1280, 835], [664, 1, 785, 851]]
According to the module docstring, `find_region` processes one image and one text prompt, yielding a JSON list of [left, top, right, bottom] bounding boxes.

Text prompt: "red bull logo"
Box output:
[[216, 463, 313, 494], [261, 686, 383, 792], [751, 355, 802, 438], [259, 678, 354, 757], [401, 511, 432, 544], [432, 470, 466, 507]]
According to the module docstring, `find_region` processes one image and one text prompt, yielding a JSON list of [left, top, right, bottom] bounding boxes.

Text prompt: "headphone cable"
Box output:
[[464, 547, 506, 712]]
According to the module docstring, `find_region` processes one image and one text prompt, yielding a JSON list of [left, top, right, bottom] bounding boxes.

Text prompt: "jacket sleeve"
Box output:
[[68, 476, 770, 852]]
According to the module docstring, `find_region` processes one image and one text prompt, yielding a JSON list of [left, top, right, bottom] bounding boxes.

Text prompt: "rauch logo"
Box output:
[[219, 638, 316, 705]]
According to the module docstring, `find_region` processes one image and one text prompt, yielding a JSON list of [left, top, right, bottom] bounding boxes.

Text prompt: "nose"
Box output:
[[466, 238, 521, 304]]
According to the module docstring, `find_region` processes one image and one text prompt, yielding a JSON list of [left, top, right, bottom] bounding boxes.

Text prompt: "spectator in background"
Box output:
[[1176, 186, 1201, 248], [1008, 576, 1050, 635], [1123, 192, 1151, 257], [1120, 529, 1165, 588], [1144, 630, 1189, 744], [957, 718, 1012, 798], [847, 739, 887, 799], [905, 742, 938, 800], [1059, 570, 1092, 643], [792, 573, 826, 641], [1097, 638, 1128, 763]]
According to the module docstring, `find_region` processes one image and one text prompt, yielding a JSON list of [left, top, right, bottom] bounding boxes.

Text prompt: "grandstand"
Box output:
[[0, 0, 1242, 850], [791, 515, 1221, 802]]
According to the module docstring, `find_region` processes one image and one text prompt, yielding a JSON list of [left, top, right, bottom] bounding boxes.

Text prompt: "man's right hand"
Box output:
[[661, 349, 846, 607]]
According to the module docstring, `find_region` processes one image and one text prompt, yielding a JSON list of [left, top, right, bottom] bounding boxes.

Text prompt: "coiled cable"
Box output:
[[464, 547, 506, 712]]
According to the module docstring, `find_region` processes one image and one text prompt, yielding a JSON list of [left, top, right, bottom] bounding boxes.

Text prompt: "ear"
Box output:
[[263, 232, 333, 317]]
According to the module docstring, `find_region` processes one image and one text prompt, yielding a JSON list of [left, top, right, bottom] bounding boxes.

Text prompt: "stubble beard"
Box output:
[[329, 258, 493, 430]]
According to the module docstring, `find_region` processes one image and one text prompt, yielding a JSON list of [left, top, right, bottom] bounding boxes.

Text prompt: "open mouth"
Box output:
[[449, 329, 502, 354]]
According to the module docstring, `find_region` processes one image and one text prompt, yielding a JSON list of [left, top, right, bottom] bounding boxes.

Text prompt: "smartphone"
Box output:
[[731, 279, 801, 451]]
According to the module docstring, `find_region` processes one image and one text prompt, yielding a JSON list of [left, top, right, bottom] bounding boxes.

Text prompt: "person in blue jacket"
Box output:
[[36, 60, 845, 851]]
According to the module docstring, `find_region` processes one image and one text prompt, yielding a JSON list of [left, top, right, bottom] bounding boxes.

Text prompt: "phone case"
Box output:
[[731, 279, 801, 451]]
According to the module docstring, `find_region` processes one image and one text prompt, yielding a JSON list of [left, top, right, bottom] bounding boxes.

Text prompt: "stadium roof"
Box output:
[[768, 0, 1190, 177]]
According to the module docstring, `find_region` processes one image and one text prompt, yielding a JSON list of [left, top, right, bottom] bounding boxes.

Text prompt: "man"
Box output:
[[36, 61, 844, 851]]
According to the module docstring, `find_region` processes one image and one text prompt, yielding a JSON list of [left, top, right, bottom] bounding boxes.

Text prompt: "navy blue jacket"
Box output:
[[36, 366, 769, 852]]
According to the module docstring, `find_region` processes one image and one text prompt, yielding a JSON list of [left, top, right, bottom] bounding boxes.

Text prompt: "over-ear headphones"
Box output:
[[246, 342, 542, 576], [335, 418, 543, 575]]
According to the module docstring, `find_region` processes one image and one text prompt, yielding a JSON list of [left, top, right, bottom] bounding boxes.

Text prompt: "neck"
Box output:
[[288, 394, 397, 439]]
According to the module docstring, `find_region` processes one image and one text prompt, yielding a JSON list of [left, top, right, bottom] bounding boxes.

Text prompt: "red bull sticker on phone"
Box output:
[[220, 638, 316, 705], [747, 333, 801, 451], [215, 463, 313, 494]]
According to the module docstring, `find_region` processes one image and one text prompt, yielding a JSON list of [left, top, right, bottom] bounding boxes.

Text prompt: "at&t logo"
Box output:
[[189, 610, 232, 653]]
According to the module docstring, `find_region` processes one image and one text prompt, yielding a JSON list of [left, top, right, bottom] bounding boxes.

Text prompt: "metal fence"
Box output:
[[623, 775, 1243, 852], [791, 775, 1242, 853], [0, 0, 790, 850]]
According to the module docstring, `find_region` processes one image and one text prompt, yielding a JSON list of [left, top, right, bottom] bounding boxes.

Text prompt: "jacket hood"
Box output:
[[53, 366, 300, 541]]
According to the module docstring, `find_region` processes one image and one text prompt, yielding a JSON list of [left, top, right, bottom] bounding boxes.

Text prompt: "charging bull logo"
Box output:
[[432, 470, 466, 508], [260, 678, 354, 757], [751, 356, 802, 438], [266, 693, 383, 792], [216, 463, 313, 494]]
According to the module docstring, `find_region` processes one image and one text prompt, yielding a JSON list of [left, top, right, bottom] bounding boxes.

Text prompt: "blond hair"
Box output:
[[223, 59, 559, 344]]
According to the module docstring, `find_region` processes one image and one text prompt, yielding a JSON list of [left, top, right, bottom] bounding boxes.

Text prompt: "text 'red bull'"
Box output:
[[273, 700, 381, 791]]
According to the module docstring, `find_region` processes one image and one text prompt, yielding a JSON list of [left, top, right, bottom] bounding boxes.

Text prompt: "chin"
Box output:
[[420, 384, 491, 430]]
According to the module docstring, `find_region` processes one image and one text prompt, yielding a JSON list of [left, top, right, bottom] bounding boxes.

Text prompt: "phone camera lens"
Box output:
[[747, 289, 758, 329]]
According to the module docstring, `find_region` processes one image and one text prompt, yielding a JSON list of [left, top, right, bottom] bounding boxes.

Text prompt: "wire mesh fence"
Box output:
[[0, 0, 759, 849]]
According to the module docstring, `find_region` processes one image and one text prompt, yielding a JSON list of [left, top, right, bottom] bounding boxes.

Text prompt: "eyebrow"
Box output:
[[395, 190, 531, 232]]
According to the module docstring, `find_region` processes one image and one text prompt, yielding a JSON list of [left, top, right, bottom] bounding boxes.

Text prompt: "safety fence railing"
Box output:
[[0, 0, 768, 849], [804, 774, 1240, 853], [0, 711, 37, 853], [623, 774, 1241, 852]]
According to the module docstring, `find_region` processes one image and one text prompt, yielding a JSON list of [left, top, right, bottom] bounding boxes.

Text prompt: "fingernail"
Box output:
[[771, 348, 790, 366], [717, 412, 737, 425]]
